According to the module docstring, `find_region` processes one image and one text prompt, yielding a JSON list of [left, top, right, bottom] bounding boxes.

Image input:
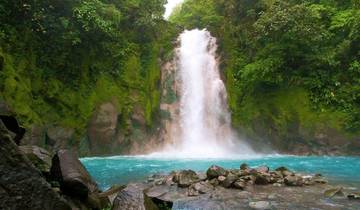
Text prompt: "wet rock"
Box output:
[[256, 166, 270, 173], [209, 178, 219, 186], [273, 183, 282, 187], [98, 185, 125, 205], [347, 192, 360, 200], [324, 187, 345, 198], [240, 163, 250, 170], [275, 166, 293, 177], [267, 193, 278, 200], [198, 172, 207, 181], [207, 165, 227, 179], [51, 149, 99, 199], [112, 184, 157, 210], [191, 182, 214, 194], [222, 173, 238, 188], [255, 173, 271, 185], [19, 145, 52, 176], [218, 175, 226, 182], [313, 177, 328, 184], [233, 181, 246, 190], [188, 186, 200, 197], [284, 175, 304, 187], [174, 170, 199, 188], [249, 201, 271, 210], [0, 121, 71, 210]]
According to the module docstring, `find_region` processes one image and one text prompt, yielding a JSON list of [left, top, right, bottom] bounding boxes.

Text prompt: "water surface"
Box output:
[[81, 155, 360, 190]]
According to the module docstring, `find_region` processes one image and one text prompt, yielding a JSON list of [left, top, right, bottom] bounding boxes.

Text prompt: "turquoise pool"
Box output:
[[81, 155, 360, 190]]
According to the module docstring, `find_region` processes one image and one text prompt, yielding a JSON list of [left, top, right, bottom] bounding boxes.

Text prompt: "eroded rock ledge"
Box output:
[[113, 164, 360, 210]]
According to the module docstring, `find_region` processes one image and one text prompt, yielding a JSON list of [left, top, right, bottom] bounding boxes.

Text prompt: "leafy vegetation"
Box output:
[[170, 0, 360, 138], [0, 0, 177, 138]]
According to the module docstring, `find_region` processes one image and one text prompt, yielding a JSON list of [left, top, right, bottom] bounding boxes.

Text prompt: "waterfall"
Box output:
[[152, 29, 254, 158]]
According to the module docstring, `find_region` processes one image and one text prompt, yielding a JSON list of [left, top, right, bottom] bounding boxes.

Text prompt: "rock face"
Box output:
[[112, 184, 158, 210], [46, 126, 74, 151], [51, 149, 99, 199], [0, 121, 71, 210], [19, 145, 52, 177], [88, 102, 118, 155]]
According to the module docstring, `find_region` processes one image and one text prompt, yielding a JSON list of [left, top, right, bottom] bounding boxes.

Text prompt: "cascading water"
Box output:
[[153, 29, 254, 158]]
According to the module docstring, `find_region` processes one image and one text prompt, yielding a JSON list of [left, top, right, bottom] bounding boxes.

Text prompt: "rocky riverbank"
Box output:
[[112, 165, 360, 210]]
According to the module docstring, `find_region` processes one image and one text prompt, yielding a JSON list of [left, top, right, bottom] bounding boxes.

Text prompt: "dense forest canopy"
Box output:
[[0, 0, 177, 137], [171, 0, 360, 136]]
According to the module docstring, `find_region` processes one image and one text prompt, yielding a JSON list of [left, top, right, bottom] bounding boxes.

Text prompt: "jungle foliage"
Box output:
[[171, 0, 360, 135], [0, 0, 178, 136]]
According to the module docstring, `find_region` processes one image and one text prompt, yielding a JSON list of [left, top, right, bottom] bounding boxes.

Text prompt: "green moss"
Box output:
[[235, 87, 349, 139]]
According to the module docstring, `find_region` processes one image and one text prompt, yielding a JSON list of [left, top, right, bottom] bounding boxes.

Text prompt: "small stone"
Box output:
[[197, 173, 207, 181], [284, 175, 304, 186], [233, 181, 246, 190], [249, 201, 271, 210], [222, 173, 238, 188], [256, 166, 269, 173], [347, 192, 360, 200], [187, 187, 199, 197], [209, 178, 219, 186], [240, 163, 250, 170], [313, 178, 328, 184], [275, 166, 288, 172], [218, 175, 226, 182], [324, 187, 345, 198], [191, 182, 214, 194], [267, 193, 277, 200], [273, 183, 282, 187], [255, 173, 271, 185], [174, 170, 199, 188]]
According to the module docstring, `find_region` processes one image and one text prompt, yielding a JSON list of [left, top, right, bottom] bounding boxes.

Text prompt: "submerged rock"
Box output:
[[324, 187, 345, 198], [207, 165, 227, 179], [347, 192, 360, 200], [249, 201, 271, 210]]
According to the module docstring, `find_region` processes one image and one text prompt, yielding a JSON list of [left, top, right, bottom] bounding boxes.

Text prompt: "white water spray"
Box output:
[[152, 29, 254, 158]]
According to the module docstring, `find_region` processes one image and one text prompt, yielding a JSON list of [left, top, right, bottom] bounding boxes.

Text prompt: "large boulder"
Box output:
[[51, 149, 99, 199], [206, 165, 227, 179], [173, 170, 199, 188], [284, 175, 304, 187], [112, 184, 158, 210], [88, 102, 118, 155], [0, 120, 71, 209]]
